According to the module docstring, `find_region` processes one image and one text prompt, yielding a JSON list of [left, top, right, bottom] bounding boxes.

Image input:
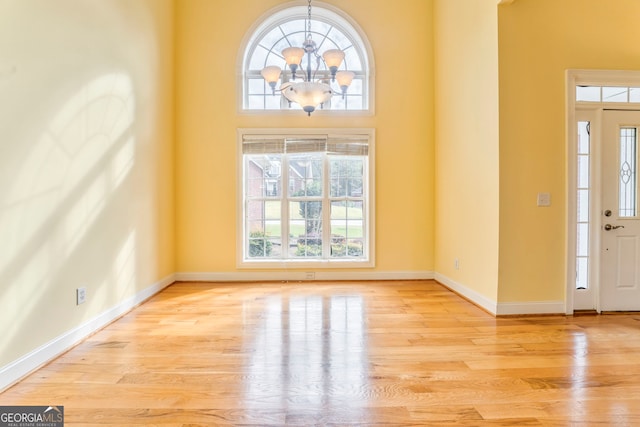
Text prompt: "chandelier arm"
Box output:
[[311, 57, 324, 82]]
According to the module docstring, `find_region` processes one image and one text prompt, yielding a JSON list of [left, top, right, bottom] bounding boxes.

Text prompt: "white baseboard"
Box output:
[[175, 270, 435, 282], [434, 273, 498, 315], [434, 273, 565, 316], [0, 274, 175, 392], [495, 301, 566, 316]]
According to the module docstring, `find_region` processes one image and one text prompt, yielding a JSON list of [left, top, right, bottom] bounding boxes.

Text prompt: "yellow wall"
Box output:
[[12, 0, 640, 382], [497, 0, 640, 302], [0, 0, 174, 368], [175, 0, 435, 274], [434, 0, 500, 301]]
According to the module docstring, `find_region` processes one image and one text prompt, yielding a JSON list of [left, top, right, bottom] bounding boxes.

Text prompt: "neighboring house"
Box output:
[[246, 157, 306, 236]]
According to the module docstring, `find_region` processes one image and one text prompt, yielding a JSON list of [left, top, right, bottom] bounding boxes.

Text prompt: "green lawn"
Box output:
[[264, 201, 363, 238], [265, 201, 363, 219]]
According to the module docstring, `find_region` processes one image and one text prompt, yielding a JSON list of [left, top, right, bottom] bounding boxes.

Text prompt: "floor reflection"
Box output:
[[244, 292, 368, 424]]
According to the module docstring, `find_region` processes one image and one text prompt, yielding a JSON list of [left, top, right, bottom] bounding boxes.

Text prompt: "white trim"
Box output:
[[434, 273, 498, 315], [495, 301, 566, 316], [566, 71, 578, 314], [0, 274, 175, 392], [568, 69, 640, 87], [175, 270, 434, 283], [435, 273, 564, 316]]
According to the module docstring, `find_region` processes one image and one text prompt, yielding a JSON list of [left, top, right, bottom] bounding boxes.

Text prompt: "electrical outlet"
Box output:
[[76, 287, 87, 305], [305, 272, 315, 280], [454, 258, 460, 270]]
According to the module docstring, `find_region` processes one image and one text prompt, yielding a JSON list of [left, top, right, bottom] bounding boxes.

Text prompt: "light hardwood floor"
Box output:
[[3, 280, 640, 426]]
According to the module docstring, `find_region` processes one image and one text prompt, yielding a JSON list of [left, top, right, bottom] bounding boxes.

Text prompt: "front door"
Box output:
[[600, 110, 640, 311]]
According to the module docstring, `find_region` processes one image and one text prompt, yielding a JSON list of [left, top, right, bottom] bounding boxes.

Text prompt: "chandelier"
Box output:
[[260, 0, 355, 116]]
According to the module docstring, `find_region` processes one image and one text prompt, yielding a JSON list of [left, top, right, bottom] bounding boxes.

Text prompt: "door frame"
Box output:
[[566, 70, 640, 314]]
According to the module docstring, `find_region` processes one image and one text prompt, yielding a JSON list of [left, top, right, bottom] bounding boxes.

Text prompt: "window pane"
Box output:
[[260, 26, 289, 55], [330, 96, 345, 111], [310, 21, 332, 38], [630, 88, 640, 103], [576, 86, 600, 102], [264, 200, 281, 226], [345, 95, 363, 110], [577, 189, 589, 223], [603, 86, 628, 102], [577, 155, 589, 189], [330, 201, 363, 258], [247, 200, 281, 258], [248, 45, 269, 70], [248, 78, 269, 95], [325, 26, 353, 51], [577, 223, 589, 257], [248, 231, 281, 258], [289, 154, 323, 197], [576, 257, 589, 290], [280, 20, 305, 36], [342, 46, 363, 71], [577, 121, 590, 154], [346, 78, 363, 95], [619, 127, 638, 217], [246, 155, 282, 197], [291, 201, 323, 258], [330, 157, 364, 197], [248, 95, 266, 110]]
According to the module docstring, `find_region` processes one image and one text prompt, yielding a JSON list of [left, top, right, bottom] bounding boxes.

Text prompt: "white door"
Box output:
[[600, 110, 640, 311]]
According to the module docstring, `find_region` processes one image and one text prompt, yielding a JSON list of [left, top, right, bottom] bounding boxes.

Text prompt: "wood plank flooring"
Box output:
[[3, 280, 640, 426]]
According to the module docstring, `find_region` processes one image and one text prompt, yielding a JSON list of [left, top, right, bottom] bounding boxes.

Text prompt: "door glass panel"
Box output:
[[619, 127, 638, 217], [576, 121, 591, 290]]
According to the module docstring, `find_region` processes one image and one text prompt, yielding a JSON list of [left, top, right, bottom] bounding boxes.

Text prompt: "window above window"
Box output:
[[239, 2, 374, 114]]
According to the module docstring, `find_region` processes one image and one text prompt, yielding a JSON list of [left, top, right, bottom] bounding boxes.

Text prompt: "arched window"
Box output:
[[239, 1, 374, 114]]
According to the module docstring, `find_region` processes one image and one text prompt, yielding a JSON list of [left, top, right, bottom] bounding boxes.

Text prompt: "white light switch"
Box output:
[[537, 192, 551, 207]]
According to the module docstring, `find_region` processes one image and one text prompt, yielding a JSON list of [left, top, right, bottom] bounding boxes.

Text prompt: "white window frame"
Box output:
[[237, 128, 375, 269], [237, 1, 375, 115]]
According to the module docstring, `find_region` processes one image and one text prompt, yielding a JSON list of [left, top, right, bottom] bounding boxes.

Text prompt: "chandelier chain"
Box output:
[[307, 0, 312, 36]]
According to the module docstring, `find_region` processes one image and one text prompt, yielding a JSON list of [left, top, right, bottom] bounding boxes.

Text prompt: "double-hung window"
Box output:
[[238, 129, 374, 268]]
